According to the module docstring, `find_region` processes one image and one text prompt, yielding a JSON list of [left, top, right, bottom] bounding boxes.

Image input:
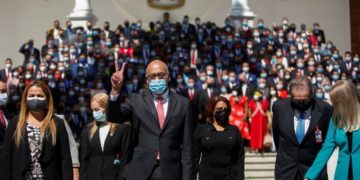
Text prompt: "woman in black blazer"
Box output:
[[0, 80, 73, 180], [195, 96, 245, 180], [80, 93, 130, 180]]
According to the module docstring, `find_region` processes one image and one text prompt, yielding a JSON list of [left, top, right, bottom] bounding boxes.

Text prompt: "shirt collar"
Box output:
[[295, 108, 311, 118], [152, 89, 170, 102]]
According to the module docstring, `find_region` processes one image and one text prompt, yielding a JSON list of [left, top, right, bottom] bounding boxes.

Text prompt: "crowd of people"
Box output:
[[0, 12, 359, 180]]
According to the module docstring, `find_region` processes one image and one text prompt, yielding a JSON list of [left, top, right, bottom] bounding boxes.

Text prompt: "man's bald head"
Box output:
[[146, 60, 169, 75], [145, 60, 170, 84]]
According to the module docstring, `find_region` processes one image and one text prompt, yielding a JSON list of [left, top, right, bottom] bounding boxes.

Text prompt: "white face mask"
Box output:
[[0, 93, 8, 106], [259, 83, 266, 89], [232, 91, 238, 97], [242, 67, 250, 72], [270, 90, 276, 96]]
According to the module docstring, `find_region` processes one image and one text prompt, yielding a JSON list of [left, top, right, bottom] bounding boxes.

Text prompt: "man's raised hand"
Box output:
[[111, 62, 126, 95]]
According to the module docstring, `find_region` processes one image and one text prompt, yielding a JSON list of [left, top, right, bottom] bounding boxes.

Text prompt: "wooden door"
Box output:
[[350, 0, 360, 54]]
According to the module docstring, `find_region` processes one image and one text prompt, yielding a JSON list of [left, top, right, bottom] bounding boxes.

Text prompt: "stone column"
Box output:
[[67, 0, 95, 27], [229, 0, 257, 29]]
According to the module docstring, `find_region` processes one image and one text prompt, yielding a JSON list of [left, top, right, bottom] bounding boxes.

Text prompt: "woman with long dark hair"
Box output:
[[195, 96, 244, 180], [0, 80, 72, 180]]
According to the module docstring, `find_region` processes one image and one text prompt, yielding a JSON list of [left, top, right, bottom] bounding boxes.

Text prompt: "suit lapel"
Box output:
[[285, 103, 298, 145], [143, 90, 161, 129], [161, 92, 177, 132], [103, 126, 114, 152], [92, 129, 103, 152]]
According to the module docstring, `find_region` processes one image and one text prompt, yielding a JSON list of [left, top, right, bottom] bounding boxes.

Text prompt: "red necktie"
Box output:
[[156, 97, 165, 160], [0, 110, 6, 128], [191, 50, 196, 66], [156, 97, 165, 129], [189, 89, 194, 101]]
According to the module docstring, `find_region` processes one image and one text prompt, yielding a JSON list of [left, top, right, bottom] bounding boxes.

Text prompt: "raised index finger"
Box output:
[[115, 59, 119, 72], [119, 61, 126, 75]]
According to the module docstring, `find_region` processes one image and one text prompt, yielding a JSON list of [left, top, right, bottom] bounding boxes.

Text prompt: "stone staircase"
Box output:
[[245, 152, 276, 180]]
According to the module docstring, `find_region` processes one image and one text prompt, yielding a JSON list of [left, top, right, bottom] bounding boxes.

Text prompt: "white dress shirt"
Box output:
[[99, 124, 110, 151], [294, 109, 311, 134]]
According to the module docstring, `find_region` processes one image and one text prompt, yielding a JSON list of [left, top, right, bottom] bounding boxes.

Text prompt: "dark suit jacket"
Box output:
[[0, 116, 73, 180], [107, 90, 194, 180], [0, 69, 7, 82], [80, 123, 131, 180], [180, 88, 200, 124], [272, 99, 333, 180], [0, 107, 13, 161], [197, 88, 220, 122], [19, 44, 40, 65], [0, 117, 5, 162], [195, 124, 244, 180]]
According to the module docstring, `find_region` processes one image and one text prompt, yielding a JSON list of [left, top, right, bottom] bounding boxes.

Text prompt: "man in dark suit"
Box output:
[[340, 51, 354, 76], [103, 21, 116, 44], [180, 77, 200, 124], [41, 38, 58, 58], [0, 58, 13, 82], [19, 39, 41, 66], [313, 22, 326, 43], [272, 77, 333, 180], [196, 77, 220, 123], [108, 60, 194, 180]]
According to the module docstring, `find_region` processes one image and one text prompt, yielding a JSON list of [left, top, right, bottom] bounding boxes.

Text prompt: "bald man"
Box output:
[[108, 60, 194, 180]]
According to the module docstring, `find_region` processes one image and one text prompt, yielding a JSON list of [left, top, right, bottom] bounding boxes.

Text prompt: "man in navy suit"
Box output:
[[108, 60, 194, 180], [19, 40, 41, 66], [272, 77, 332, 180]]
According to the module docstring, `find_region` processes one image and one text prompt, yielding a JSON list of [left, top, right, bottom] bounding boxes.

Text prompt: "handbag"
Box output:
[[263, 132, 272, 148]]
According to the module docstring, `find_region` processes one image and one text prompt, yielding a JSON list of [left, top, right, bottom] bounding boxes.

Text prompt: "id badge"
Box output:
[[315, 126, 322, 143], [114, 159, 121, 165], [114, 153, 121, 165]]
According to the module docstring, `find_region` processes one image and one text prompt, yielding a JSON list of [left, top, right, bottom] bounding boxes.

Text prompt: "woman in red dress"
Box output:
[[249, 91, 269, 152], [229, 93, 251, 141]]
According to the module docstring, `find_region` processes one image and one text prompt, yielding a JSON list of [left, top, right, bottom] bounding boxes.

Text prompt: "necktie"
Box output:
[[156, 97, 165, 129], [296, 112, 306, 143], [189, 89, 194, 101], [191, 50, 196, 67], [0, 110, 6, 129]]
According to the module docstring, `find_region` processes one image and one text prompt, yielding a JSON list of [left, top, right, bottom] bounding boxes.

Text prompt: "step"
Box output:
[[245, 152, 277, 157], [244, 156, 276, 164], [245, 170, 274, 179], [245, 178, 274, 180], [245, 163, 275, 171]]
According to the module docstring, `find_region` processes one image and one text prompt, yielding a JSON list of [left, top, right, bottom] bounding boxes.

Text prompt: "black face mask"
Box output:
[[214, 109, 229, 125], [291, 99, 312, 112], [27, 98, 48, 112]]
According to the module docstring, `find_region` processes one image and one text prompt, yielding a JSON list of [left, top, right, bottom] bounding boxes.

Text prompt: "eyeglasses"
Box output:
[[146, 72, 168, 80]]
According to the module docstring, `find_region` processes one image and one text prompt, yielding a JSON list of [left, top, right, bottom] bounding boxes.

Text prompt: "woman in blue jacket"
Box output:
[[305, 80, 360, 180]]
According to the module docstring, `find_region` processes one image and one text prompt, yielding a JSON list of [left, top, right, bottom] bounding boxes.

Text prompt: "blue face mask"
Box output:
[[315, 93, 324, 99], [93, 111, 106, 122], [221, 87, 227, 94], [149, 79, 167, 95]]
